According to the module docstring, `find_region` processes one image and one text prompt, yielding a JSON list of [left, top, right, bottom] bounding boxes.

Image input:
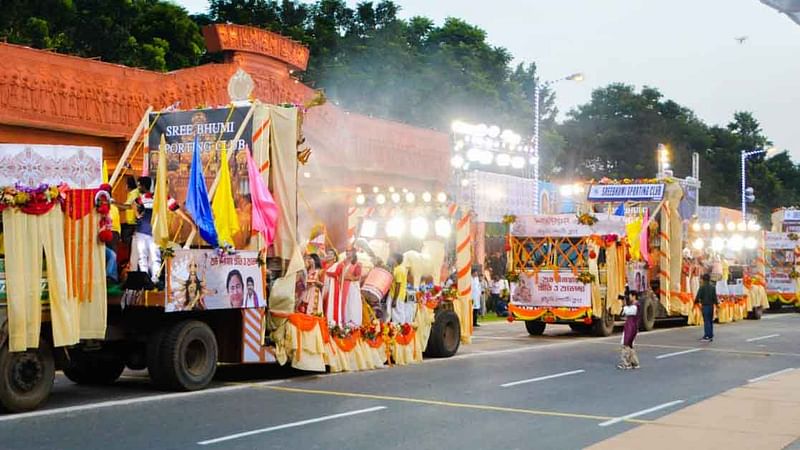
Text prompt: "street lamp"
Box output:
[[741, 146, 778, 221], [532, 72, 583, 213]]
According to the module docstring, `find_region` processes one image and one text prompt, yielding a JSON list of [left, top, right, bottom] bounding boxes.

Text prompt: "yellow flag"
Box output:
[[212, 143, 241, 247], [151, 134, 170, 246], [102, 161, 109, 183]]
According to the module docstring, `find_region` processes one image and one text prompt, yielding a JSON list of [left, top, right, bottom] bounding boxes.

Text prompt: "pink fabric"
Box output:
[[246, 149, 279, 245]]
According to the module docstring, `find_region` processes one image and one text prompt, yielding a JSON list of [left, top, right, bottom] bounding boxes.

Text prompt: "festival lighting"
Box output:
[[372, 186, 380, 193], [360, 219, 378, 238], [391, 193, 401, 204], [728, 234, 744, 252], [715, 223, 724, 232], [451, 154, 465, 168], [488, 125, 501, 138], [422, 192, 432, 203], [726, 222, 736, 232], [479, 150, 493, 165], [386, 216, 405, 238], [510, 156, 526, 169], [692, 238, 705, 250], [355, 194, 366, 205], [460, 178, 470, 187], [405, 192, 416, 204], [376, 194, 386, 205], [692, 223, 701, 232], [711, 237, 725, 252], [437, 192, 448, 203], [410, 216, 429, 239], [388, 186, 396, 192], [495, 153, 511, 167], [744, 236, 758, 250], [466, 147, 482, 162], [702, 223, 711, 231], [356, 187, 362, 193], [435, 217, 452, 238], [736, 222, 747, 232]]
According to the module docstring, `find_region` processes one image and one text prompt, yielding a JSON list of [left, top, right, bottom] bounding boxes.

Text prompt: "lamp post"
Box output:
[[741, 146, 777, 222], [532, 72, 583, 213]]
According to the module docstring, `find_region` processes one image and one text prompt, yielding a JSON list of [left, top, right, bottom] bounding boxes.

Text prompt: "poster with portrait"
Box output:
[[511, 271, 591, 308], [626, 263, 648, 293], [166, 249, 265, 312]]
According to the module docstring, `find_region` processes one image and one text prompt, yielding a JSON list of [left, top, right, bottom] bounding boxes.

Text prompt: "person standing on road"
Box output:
[[471, 269, 482, 327], [618, 292, 640, 370], [695, 273, 718, 342]]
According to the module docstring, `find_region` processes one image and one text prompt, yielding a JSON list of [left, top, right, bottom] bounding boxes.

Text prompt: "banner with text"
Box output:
[[765, 232, 797, 250], [512, 214, 626, 237], [511, 271, 591, 308], [147, 107, 255, 247], [766, 269, 796, 294], [587, 183, 664, 202], [166, 249, 265, 312]]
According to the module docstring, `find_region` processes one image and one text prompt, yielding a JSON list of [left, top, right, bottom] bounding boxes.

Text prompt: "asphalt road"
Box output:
[[2, 312, 798, 450]]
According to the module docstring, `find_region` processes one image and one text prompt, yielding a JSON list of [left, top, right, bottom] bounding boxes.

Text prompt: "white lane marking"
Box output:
[[598, 400, 685, 427], [655, 348, 702, 359], [197, 406, 387, 445], [747, 368, 796, 383], [746, 334, 780, 342], [500, 370, 586, 387], [472, 335, 537, 341], [0, 379, 287, 423]]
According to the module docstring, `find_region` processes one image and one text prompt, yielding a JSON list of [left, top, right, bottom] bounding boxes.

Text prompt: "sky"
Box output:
[[176, 0, 800, 160]]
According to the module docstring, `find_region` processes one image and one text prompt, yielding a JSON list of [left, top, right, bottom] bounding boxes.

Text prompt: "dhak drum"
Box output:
[[361, 267, 393, 306]]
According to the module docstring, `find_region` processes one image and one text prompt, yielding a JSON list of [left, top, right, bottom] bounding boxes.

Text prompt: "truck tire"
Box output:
[[155, 321, 217, 391], [0, 339, 55, 413], [146, 327, 168, 387], [63, 351, 125, 385], [768, 300, 782, 311], [425, 310, 461, 358], [592, 308, 614, 337], [638, 297, 656, 331], [525, 320, 546, 336], [747, 306, 763, 320]]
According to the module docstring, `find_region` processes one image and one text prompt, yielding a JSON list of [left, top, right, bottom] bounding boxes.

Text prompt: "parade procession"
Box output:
[[1, 3, 800, 449]]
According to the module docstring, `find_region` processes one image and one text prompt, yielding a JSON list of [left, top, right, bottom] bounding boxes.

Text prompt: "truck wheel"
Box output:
[[63, 351, 125, 385], [146, 327, 168, 387], [0, 339, 55, 413], [638, 298, 656, 331], [156, 321, 217, 391], [525, 320, 546, 336], [768, 301, 782, 312], [592, 309, 614, 337], [425, 310, 461, 358], [748, 306, 763, 320]]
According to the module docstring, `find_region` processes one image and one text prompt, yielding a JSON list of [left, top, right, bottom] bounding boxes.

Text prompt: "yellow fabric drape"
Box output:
[[268, 105, 299, 259], [626, 216, 642, 260], [151, 135, 170, 247], [64, 211, 107, 340], [102, 161, 121, 233], [4, 208, 77, 351], [606, 243, 625, 316]]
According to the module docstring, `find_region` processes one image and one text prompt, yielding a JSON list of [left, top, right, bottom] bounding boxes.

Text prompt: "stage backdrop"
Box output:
[[0, 144, 102, 188]]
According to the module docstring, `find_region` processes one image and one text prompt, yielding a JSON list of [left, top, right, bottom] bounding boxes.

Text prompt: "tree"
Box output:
[[0, 0, 204, 71]]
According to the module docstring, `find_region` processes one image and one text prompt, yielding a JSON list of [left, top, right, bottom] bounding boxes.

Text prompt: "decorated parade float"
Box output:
[[764, 208, 800, 310], [507, 177, 767, 336], [0, 69, 470, 412]]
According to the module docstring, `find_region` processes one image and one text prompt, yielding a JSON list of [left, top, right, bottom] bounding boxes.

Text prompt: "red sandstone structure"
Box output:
[[0, 24, 450, 244]]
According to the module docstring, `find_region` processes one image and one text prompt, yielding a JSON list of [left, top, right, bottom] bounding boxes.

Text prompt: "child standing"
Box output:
[[618, 292, 641, 370]]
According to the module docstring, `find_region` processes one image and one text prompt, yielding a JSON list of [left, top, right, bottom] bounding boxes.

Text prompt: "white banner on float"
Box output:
[[461, 171, 536, 223], [0, 144, 103, 188], [587, 183, 664, 202], [511, 214, 626, 237], [766, 270, 796, 294], [511, 271, 591, 308], [765, 232, 797, 250], [784, 210, 800, 221]]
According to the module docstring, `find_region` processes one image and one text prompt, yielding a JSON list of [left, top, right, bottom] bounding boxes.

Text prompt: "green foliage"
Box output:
[[0, 0, 204, 71]]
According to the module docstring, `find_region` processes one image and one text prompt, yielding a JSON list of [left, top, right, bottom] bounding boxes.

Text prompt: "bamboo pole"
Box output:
[[110, 106, 153, 186], [184, 101, 258, 248]]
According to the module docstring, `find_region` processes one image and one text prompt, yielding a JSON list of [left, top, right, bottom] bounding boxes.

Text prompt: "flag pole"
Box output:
[[110, 106, 153, 186], [184, 100, 258, 248]]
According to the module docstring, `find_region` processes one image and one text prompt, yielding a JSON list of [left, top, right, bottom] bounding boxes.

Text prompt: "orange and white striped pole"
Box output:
[[455, 206, 473, 343], [659, 202, 672, 313], [241, 308, 274, 363]]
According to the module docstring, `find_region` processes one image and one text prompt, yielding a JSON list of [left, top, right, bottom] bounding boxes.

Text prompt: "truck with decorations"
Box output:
[[0, 85, 468, 412], [507, 178, 768, 336], [764, 208, 800, 310]]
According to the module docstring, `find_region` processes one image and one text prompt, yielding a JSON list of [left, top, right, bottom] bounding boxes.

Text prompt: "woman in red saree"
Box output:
[[324, 249, 363, 325]]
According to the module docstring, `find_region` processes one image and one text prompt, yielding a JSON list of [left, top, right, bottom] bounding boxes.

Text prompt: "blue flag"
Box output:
[[614, 203, 625, 216], [185, 135, 219, 247]]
